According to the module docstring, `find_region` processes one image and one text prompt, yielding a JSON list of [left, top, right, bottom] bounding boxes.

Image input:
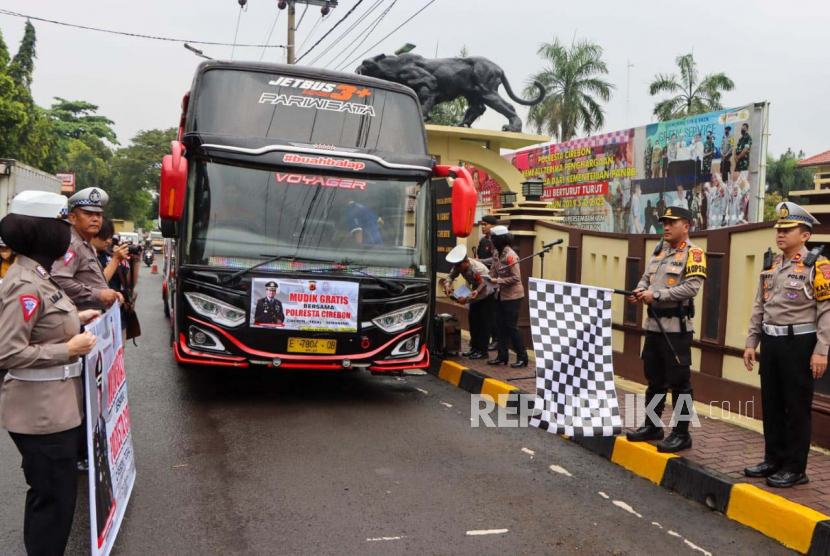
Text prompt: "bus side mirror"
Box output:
[[434, 165, 477, 238], [160, 219, 177, 238], [160, 141, 187, 222]]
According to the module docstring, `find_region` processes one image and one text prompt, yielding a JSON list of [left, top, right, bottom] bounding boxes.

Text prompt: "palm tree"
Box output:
[[649, 54, 735, 121], [524, 39, 615, 142]]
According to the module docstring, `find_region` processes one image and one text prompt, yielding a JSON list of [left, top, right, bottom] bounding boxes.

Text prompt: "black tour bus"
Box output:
[[159, 61, 476, 371]]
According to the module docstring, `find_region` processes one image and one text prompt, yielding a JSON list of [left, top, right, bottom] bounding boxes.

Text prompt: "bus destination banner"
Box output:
[[249, 277, 359, 332], [434, 178, 456, 274], [84, 305, 136, 556]]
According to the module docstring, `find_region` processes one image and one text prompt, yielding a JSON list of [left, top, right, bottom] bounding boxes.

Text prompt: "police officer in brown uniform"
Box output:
[[52, 187, 123, 311], [0, 191, 99, 556], [627, 206, 707, 453], [441, 245, 496, 359], [487, 226, 529, 368], [743, 202, 829, 488]]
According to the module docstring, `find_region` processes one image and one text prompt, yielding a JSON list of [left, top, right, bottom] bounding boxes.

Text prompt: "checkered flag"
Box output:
[[528, 278, 622, 436]]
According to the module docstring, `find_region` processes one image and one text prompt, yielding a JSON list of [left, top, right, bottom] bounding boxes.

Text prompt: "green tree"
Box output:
[[524, 38, 614, 141], [47, 98, 118, 144], [765, 148, 815, 198], [109, 128, 178, 229], [649, 54, 735, 121], [429, 46, 470, 127]]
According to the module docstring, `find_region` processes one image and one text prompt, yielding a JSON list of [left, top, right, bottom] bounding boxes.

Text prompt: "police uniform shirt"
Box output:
[[490, 246, 524, 301], [636, 240, 707, 333], [746, 247, 830, 355], [255, 296, 285, 324], [0, 255, 83, 435], [440, 258, 493, 302], [52, 226, 110, 310]]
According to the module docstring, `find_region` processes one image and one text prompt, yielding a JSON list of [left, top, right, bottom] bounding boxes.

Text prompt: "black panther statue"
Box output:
[[356, 53, 545, 133]]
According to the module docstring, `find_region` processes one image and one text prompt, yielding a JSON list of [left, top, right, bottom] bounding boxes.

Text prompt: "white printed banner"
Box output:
[[84, 305, 136, 556], [249, 278, 359, 332]]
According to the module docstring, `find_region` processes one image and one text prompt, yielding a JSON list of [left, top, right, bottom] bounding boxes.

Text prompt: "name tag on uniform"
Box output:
[[88, 257, 97, 263]]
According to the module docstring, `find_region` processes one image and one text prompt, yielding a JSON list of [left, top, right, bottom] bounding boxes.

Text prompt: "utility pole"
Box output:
[[287, 2, 297, 64], [625, 59, 634, 127], [279, 0, 337, 65]]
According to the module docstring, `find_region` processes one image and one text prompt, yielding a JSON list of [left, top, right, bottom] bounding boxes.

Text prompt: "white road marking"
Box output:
[[466, 529, 509, 536], [440, 402, 453, 408], [367, 536, 406, 542], [521, 447, 535, 456], [667, 530, 682, 538], [612, 501, 642, 518], [597, 492, 610, 499], [415, 388, 429, 395], [684, 539, 713, 556], [549, 465, 572, 477], [652, 522, 662, 529]]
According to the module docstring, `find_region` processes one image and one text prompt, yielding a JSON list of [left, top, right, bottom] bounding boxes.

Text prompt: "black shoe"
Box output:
[[487, 358, 508, 365], [510, 359, 529, 368], [468, 351, 486, 360], [461, 349, 475, 357], [743, 461, 781, 478], [656, 430, 692, 453], [488, 342, 498, 351], [77, 459, 89, 473], [766, 471, 809, 488], [626, 423, 665, 442]]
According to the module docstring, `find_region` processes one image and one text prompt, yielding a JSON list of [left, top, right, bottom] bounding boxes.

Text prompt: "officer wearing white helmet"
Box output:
[[0, 191, 101, 555], [440, 245, 495, 358], [52, 187, 123, 310], [744, 202, 829, 488]]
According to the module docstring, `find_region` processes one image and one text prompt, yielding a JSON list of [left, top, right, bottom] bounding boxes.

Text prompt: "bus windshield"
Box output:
[[192, 68, 426, 155], [183, 160, 430, 278]]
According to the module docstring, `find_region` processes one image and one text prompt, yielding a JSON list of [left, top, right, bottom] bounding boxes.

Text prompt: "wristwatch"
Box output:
[[653, 290, 661, 301]]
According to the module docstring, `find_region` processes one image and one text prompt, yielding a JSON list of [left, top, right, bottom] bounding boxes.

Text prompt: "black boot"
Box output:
[[744, 461, 781, 478], [656, 428, 692, 453], [510, 357, 529, 368], [468, 351, 486, 360], [488, 341, 498, 351], [461, 349, 475, 357], [487, 357, 508, 365], [626, 422, 664, 442]]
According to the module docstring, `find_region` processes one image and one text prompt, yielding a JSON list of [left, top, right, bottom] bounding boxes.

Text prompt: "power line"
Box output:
[[295, 3, 310, 31], [260, 8, 283, 60], [314, 0, 386, 68], [297, 13, 326, 54], [333, 0, 398, 72], [231, 5, 244, 60], [295, 0, 365, 63], [0, 8, 286, 49], [338, 0, 435, 71]]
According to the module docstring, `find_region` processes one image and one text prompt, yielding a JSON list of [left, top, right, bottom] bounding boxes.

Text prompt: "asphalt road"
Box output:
[[0, 265, 794, 555]]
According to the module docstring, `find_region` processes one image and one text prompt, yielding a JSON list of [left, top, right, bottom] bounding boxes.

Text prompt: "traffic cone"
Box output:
[[151, 264, 158, 274]]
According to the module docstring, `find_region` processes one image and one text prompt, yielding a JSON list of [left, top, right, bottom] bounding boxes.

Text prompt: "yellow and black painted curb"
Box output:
[[429, 358, 830, 555]]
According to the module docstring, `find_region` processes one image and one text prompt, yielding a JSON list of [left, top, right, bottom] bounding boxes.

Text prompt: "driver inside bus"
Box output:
[[254, 281, 285, 325], [344, 199, 384, 245]]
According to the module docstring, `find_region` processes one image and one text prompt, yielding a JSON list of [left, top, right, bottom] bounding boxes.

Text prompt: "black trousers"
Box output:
[[760, 332, 815, 474], [496, 297, 527, 361], [469, 294, 495, 353], [642, 331, 694, 431], [9, 426, 81, 556], [721, 157, 732, 181]]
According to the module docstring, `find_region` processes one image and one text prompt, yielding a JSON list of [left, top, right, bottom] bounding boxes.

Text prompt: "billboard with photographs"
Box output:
[[504, 102, 769, 233]]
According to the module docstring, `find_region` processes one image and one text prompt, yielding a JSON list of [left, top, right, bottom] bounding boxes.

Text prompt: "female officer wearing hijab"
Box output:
[[487, 226, 529, 368], [0, 191, 100, 556]]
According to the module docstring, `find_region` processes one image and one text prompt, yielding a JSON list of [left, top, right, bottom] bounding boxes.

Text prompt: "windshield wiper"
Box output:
[[327, 262, 406, 294], [220, 254, 292, 285]]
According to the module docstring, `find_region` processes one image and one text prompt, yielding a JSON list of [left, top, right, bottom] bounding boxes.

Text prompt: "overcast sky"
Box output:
[[2, 0, 828, 158]]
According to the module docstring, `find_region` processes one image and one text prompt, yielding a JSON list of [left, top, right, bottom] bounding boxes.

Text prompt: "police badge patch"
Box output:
[[64, 250, 75, 265], [20, 295, 40, 322]]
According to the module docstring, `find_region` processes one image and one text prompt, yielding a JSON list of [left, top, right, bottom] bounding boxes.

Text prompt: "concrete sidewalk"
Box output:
[[434, 338, 830, 554]]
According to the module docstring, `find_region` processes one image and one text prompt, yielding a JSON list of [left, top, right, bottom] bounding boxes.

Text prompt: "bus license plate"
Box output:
[[287, 338, 337, 354]]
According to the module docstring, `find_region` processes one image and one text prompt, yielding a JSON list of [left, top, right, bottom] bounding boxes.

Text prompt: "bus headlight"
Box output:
[[372, 304, 426, 334], [185, 293, 246, 328]]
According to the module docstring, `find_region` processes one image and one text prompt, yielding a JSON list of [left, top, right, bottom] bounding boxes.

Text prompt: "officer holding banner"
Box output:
[[743, 202, 829, 488], [0, 191, 100, 555], [627, 206, 707, 453]]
